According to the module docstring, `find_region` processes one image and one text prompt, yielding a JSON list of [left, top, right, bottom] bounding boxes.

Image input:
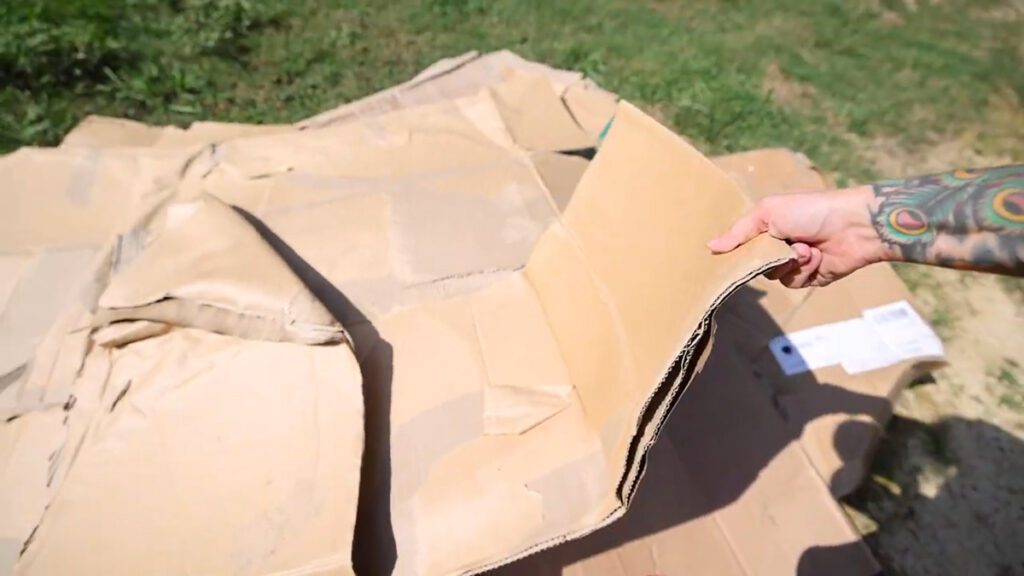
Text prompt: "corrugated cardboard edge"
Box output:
[[463, 259, 788, 575]]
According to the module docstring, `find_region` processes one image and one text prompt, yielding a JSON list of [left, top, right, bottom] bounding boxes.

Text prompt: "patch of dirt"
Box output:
[[762, 61, 816, 108], [973, 1, 1024, 21], [903, 267, 1024, 430], [862, 90, 1024, 179], [878, 9, 905, 27], [863, 135, 1014, 179]]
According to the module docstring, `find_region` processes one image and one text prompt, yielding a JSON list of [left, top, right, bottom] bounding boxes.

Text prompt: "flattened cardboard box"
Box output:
[[2, 95, 789, 575], [0, 52, 942, 575], [309, 50, 939, 525]]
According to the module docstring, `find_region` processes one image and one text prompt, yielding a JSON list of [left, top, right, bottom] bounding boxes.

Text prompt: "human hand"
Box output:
[[707, 186, 887, 288]]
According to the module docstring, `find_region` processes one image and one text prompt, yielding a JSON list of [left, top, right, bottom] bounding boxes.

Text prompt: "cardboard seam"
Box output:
[[251, 155, 532, 219], [92, 298, 350, 347], [787, 434, 881, 568], [711, 507, 754, 576], [520, 148, 569, 221], [406, 267, 519, 290], [541, 223, 639, 429], [16, 348, 113, 568], [475, 272, 577, 435]]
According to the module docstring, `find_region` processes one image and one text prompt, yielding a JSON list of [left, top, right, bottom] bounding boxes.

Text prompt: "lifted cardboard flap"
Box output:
[[383, 101, 791, 575], [95, 195, 347, 346], [526, 103, 791, 493], [488, 69, 593, 151], [499, 147, 893, 576]]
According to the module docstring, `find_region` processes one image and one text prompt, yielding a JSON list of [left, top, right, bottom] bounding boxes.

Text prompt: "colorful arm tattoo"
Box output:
[[870, 164, 1024, 274]]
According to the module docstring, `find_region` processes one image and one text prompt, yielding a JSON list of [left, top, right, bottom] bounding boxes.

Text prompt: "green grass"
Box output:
[[2, 0, 1022, 183], [996, 360, 1023, 412]]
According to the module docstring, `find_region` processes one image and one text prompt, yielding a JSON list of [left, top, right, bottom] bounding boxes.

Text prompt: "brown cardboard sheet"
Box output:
[[3, 75, 590, 574], [92, 195, 348, 346], [6, 193, 364, 576], [0, 142, 362, 575], [1, 90, 792, 575], [17, 327, 363, 576]]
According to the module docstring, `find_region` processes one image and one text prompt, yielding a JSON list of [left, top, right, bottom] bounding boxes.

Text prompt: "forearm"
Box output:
[[865, 164, 1024, 274]]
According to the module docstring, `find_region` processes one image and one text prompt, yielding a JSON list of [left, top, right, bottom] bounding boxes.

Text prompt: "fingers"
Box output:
[[780, 246, 823, 288], [765, 242, 813, 280], [791, 242, 812, 264], [707, 206, 768, 254], [706, 201, 827, 289], [765, 259, 797, 280]]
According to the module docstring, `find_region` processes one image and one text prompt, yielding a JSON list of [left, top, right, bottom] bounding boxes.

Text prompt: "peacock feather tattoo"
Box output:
[[870, 164, 1024, 271]]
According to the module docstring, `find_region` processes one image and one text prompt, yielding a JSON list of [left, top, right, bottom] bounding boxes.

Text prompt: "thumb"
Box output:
[[707, 208, 768, 254]]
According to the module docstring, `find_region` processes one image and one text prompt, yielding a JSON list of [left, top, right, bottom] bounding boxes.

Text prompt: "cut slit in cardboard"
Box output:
[[0, 51, 944, 576]]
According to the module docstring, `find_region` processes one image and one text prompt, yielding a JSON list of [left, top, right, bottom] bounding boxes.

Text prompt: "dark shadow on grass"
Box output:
[[235, 207, 397, 575]]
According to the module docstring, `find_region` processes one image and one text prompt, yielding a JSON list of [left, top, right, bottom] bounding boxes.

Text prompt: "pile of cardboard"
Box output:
[[0, 51, 944, 575]]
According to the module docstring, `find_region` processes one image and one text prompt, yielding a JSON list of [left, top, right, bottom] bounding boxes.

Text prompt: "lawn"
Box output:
[[3, 0, 1022, 185]]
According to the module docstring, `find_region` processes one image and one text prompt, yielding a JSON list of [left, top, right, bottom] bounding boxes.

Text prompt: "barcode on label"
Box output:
[[870, 306, 911, 323]]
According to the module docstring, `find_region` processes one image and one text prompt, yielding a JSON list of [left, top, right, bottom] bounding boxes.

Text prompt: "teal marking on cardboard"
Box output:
[[597, 116, 615, 145]]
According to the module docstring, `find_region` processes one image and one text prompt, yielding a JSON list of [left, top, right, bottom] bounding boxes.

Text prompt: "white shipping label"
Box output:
[[768, 300, 945, 376], [837, 318, 903, 374], [769, 325, 843, 376]]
